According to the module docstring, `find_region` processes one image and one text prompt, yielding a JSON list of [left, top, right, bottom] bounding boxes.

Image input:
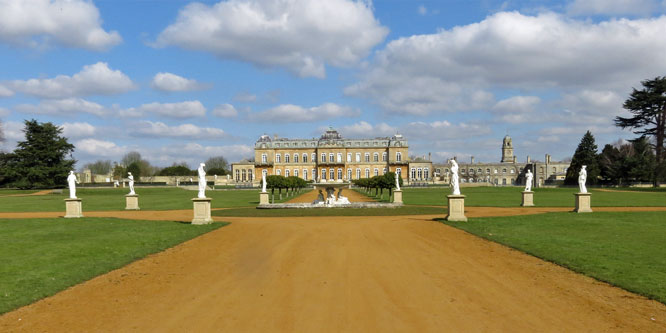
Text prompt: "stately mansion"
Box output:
[[232, 129, 570, 187]]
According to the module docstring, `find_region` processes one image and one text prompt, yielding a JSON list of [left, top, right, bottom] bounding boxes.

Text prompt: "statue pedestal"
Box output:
[[64, 198, 83, 218], [393, 190, 403, 204], [574, 193, 593, 213], [192, 198, 213, 224], [521, 191, 534, 207], [446, 195, 467, 222], [125, 194, 140, 210], [259, 191, 269, 205]]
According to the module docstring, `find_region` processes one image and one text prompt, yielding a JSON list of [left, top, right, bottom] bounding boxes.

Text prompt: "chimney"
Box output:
[[513, 156, 517, 163], [527, 155, 531, 163], [471, 156, 475, 164], [545, 154, 551, 164], [428, 152, 431, 161]]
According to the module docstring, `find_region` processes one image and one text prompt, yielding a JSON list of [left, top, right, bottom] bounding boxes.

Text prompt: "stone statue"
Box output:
[[325, 187, 336, 204], [449, 159, 460, 195], [312, 190, 325, 204], [67, 171, 79, 199], [395, 172, 401, 191], [128, 172, 135, 195], [261, 172, 267, 192], [197, 163, 207, 198], [524, 169, 533, 192], [578, 165, 587, 193], [336, 189, 350, 204]]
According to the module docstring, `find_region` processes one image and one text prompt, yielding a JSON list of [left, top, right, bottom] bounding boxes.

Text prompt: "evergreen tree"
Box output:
[[10, 119, 76, 188], [564, 131, 600, 185], [626, 136, 656, 182]]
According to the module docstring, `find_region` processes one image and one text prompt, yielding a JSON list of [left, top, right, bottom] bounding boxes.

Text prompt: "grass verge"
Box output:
[[0, 217, 226, 314], [440, 211, 666, 304]]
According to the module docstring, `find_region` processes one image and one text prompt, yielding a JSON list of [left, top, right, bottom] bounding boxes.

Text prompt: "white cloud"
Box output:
[[15, 98, 107, 116], [491, 96, 541, 124], [567, 0, 658, 16], [73, 138, 127, 158], [347, 12, 666, 115], [0, 107, 9, 117], [418, 5, 428, 16], [254, 103, 359, 122], [233, 92, 257, 103], [212, 103, 238, 118], [0, 0, 121, 51], [143, 143, 254, 167], [131, 121, 227, 139], [337, 121, 396, 138], [8, 62, 134, 99], [1, 121, 23, 141], [401, 121, 492, 141], [0, 85, 13, 97], [61, 122, 96, 138], [151, 72, 204, 92], [155, 0, 388, 78], [120, 101, 206, 118]]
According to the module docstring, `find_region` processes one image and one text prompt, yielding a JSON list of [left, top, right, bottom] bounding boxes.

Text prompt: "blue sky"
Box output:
[[1, 0, 666, 168]]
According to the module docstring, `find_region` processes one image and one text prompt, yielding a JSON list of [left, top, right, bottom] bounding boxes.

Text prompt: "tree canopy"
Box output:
[[564, 131, 599, 185], [204, 156, 229, 175], [83, 159, 112, 175]]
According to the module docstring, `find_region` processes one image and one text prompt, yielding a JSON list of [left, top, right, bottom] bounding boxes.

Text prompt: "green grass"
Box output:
[[441, 211, 666, 304], [0, 217, 226, 314], [212, 205, 445, 217], [385, 187, 666, 207], [0, 189, 40, 195], [0, 187, 292, 212]]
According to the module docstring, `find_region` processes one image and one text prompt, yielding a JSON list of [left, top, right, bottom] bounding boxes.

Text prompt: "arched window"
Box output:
[[293, 154, 299, 163], [382, 152, 387, 162], [321, 153, 326, 163], [356, 168, 361, 179], [365, 168, 370, 178], [540, 167, 544, 173], [552, 167, 557, 173], [294, 169, 298, 177], [261, 154, 267, 163], [337, 153, 342, 163], [285, 169, 290, 177], [374, 168, 379, 176], [486, 168, 491, 173], [329, 169, 334, 180], [235, 169, 240, 181], [383, 168, 387, 174], [303, 169, 308, 180], [502, 168, 507, 173], [347, 168, 352, 180], [411, 168, 416, 179], [276, 154, 281, 163], [285, 154, 290, 163], [477, 168, 482, 173], [338, 168, 342, 180], [510, 169, 515, 174], [355, 153, 361, 162], [242, 169, 246, 181], [312, 168, 317, 180], [276, 169, 281, 176], [396, 152, 402, 162], [364, 153, 370, 162], [347, 153, 352, 162], [329, 153, 334, 162], [373, 153, 379, 162], [417, 168, 422, 179], [302, 153, 308, 163], [311, 153, 316, 163], [424, 168, 429, 180], [321, 168, 326, 180], [396, 168, 402, 176]]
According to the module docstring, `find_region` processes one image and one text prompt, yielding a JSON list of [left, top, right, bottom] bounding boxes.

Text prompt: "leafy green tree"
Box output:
[[158, 164, 194, 176], [6, 120, 76, 189], [615, 76, 666, 185], [126, 162, 142, 179], [266, 175, 287, 201], [112, 164, 126, 181], [565, 131, 600, 186]]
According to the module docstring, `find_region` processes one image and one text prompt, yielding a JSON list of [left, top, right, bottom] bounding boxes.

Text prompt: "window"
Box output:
[[469, 169, 474, 174], [540, 167, 544, 173], [382, 152, 387, 162], [461, 169, 466, 174], [276, 169, 281, 175], [285, 169, 290, 177], [477, 168, 482, 173], [261, 154, 267, 163], [356, 153, 361, 162], [486, 168, 491, 173], [347, 153, 351, 162], [552, 167, 557, 173], [374, 168, 379, 176], [373, 153, 379, 162], [321, 153, 326, 163], [294, 169, 299, 177], [311, 153, 316, 163], [347, 168, 352, 180], [276, 154, 281, 163], [235, 169, 240, 181], [510, 169, 515, 174], [411, 168, 416, 179], [303, 169, 308, 180], [293, 154, 299, 163], [242, 170, 246, 181], [321, 169, 326, 180], [312, 169, 317, 180], [494, 169, 498, 174], [285, 154, 290, 163], [436, 168, 441, 174], [356, 168, 361, 179], [417, 168, 422, 179], [329, 169, 334, 180], [502, 168, 507, 173], [424, 168, 429, 180], [365, 168, 370, 178], [396, 152, 402, 162], [383, 168, 387, 174], [338, 168, 342, 180], [303, 153, 308, 163], [329, 153, 334, 162], [365, 153, 370, 162], [337, 153, 342, 163]]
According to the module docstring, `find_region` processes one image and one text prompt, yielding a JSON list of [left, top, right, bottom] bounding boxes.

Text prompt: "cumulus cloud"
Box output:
[[130, 121, 227, 139], [212, 103, 238, 118], [73, 138, 127, 158], [347, 11, 666, 115], [151, 72, 204, 92], [400, 121, 492, 141], [337, 121, 397, 138], [0, 107, 9, 117], [15, 98, 107, 116], [8, 62, 134, 99], [233, 92, 257, 103], [491, 96, 541, 123], [0, 85, 13, 97], [254, 103, 359, 122], [143, 143, 254, 167], [61, 122, 96, 138], [0, 0, 121, 51], [567, 0, 659, 16], [154, 0, 388, 78], [120, 100, 206, 118]]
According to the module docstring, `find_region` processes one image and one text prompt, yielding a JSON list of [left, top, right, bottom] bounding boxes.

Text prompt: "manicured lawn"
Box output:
[[0, 218, 225, 314], [441, 211, 666, 304], [388, 187, 666, 207], [0, 189, 40, 195], [212, 205, 444, 217], [0, 188, 288, 212]]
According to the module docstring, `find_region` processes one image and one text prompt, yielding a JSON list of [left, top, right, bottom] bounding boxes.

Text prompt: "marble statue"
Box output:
[[336, 189, 351, 204], [313, 190, 325, 204], [325, 187, 336, 204], [395, 172, 400, 191], [578, 165, 587, 193], [525, 169, 533, 192], [67, 171, 79, 199], [261, 172, 267, 192], [449, 159, 460, 195], [128, 172, 135, 195], [197, 163, 207, 198]]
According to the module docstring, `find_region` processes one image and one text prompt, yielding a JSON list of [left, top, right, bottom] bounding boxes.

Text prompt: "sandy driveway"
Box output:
[[1, 211, 665, 331]]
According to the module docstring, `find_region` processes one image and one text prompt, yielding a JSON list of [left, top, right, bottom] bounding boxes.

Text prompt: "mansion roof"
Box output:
[[255, 127, 408, 149]]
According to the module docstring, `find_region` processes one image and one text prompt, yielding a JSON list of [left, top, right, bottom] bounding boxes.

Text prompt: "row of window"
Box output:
[[271, 141, 390, 148], [409, 168, 430, 180], [269, 167, 403, 180], [234, 169, 254, 182], [265, 152, 402, 164], [434, 166, 567, 175]]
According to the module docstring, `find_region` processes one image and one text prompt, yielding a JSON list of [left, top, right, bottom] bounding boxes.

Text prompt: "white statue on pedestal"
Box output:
[[261, 172, 267, 192], [578, 165, 587, 193], [197, 163, 207, 198], [336, 189, 350, 204], [395, 172, 401, 191], [449, 159, 460, 195], [525, 169, 533, 192], [128, 172, 135, 195], [67, 171, 79, 199]]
